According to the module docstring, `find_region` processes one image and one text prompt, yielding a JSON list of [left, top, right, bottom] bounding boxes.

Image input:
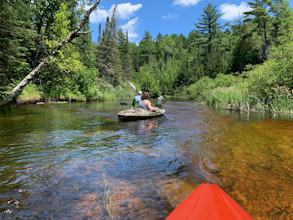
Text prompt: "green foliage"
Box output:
[[17, 84, 42, 100], [206, 87, 248, 106], [195, 3, 227, 44], [76, 68, 102, 100], [231, 22, 262, 72], [46, 3, 83, 73], [248, 40, 293, 97], [0, 0, 36, 100], [96, 6, 122, 87], [187, 76, 216, 100], [244, 0, 273, 60], [214, 73, 237, 87], [269, 85, 293, 112], [139, 31, 156, 66]]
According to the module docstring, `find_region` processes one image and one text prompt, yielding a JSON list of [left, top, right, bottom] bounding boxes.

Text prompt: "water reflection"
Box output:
[[119, 118, 159, 138]]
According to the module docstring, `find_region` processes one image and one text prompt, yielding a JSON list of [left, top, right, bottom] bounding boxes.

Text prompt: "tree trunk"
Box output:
[[0, 0, 101, 107]]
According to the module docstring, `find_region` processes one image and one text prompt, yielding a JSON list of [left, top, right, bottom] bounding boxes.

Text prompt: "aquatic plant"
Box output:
[[103, 178, 114, 218]]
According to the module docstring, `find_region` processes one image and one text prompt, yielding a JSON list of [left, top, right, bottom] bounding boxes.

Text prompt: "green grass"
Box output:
[[16, 84, 42, 104], [205, 86, 293, 113], [206, 87, 248, 106]]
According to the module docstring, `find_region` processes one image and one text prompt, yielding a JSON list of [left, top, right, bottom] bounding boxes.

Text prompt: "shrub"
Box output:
[[214, 73, 236, 88], [187, 76, 215, 100]]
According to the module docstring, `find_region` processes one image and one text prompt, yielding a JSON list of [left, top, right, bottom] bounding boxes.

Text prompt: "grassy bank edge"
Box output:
[[204, 86, 293, 114], [14, 84, 136, 105]]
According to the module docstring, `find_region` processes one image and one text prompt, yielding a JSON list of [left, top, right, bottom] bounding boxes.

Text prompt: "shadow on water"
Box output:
[[0, 101, 293, 219]]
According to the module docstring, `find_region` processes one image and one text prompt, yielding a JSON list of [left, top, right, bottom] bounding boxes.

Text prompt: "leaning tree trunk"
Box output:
[[0, 0, 101, 107]]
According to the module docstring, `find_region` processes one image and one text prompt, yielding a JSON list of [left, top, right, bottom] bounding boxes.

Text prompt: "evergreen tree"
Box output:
[[76, 22, 95, 68], [231, 21, 262, 72], [96, 4, 122, 86], [0, 0, 36, 99], [139, 31, 156, 65], [195, 3, 228, 52], [98, 22, 102, 43], [29, 0, 82, 69], [117, 29, 132, 80], [244, 0, 273, 60], [270, 0, 293, 45]]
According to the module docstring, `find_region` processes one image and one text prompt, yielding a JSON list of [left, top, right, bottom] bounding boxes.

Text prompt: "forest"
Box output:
[[1, 0, 293, 112]]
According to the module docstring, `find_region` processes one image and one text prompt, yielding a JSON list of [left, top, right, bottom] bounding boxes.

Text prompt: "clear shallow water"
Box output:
[[0, 100, 293, 219]]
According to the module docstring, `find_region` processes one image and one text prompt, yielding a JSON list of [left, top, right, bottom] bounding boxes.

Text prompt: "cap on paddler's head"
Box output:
[[138, 91, 142, 95]]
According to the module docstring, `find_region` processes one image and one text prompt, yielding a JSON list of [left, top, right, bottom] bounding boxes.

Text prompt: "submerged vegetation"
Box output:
[[103, 178, 114, 219], [1, 0, 293, 112]]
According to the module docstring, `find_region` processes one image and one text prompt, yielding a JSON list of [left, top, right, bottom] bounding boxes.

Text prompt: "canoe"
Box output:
[[166, 183, 254, 220], [117, 108, 165, 120]]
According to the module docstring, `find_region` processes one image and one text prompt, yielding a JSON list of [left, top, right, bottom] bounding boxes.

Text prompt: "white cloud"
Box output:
[[162, 13, 179, 19], [111, 3, 142, 20], [88, 6, 110, 24], [173, 0, 201, 7], [219, 2, 252, 21], [121, 17, 139, 42], [87, 3, 142, 23]]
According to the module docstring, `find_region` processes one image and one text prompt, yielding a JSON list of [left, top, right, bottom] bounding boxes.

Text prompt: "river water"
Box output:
[[0, 100, 293, 219]]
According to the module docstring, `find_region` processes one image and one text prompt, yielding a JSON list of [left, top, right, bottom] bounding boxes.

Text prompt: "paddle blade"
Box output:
[[127, 82, 137, 91], [120, 102, 128, 105], [154, 104, 162, 107]]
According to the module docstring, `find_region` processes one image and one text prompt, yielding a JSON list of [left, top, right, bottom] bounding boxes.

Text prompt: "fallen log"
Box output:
[[0, 0, 101, 107]]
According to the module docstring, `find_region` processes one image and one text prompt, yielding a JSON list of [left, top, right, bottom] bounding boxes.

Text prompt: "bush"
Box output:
[[214, 73, 236, 87], [248, 41, 293, 98], [187, 76, 215, 100], [16, 83, 42, 103], [206, 87, 248, 105]]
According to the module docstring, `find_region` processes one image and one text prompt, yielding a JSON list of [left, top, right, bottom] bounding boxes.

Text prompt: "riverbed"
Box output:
[[1, 100, 293, 219]]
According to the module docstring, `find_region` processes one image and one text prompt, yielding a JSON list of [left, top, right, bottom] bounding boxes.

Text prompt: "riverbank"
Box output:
[[205, 86, 293, 114], [9, 83, 136, 106], [172, 72, 293, 114]]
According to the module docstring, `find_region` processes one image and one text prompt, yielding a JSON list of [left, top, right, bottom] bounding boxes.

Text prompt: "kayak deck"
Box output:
[[167, 183, 254, 220], [117, 108, 165, 120]]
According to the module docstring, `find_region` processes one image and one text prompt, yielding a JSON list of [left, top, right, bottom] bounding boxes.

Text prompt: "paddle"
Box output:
[[127, 82, 138, 92], [120, 102, 128, 105]]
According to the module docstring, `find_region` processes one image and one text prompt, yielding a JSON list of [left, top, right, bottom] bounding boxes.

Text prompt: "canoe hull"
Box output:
[[117, 108, 165, 120], [167, 183, 254, 220]]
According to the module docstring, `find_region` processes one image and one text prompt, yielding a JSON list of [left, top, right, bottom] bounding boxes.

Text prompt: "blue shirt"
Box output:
[[134, 95, 141, 102]]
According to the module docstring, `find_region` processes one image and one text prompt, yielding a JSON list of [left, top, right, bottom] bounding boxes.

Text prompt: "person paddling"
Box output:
[[132, 91, 142, 107], [138, 91, 158, 111]]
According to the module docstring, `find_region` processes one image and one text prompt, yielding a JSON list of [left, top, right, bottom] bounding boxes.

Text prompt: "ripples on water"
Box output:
[[1, 100, 293, 219]]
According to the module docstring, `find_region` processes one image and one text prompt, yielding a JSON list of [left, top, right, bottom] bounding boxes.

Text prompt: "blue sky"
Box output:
[[85, 0, 293, 44]]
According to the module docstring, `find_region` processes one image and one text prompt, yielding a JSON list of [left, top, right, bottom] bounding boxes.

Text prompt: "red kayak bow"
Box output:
[[166, 183, 254, 220]]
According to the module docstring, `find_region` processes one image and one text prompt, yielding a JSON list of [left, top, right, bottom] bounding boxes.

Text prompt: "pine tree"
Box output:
[[96, 4, 122, 86], [195, 3, 228, 52], [0, 0, 36, 100], [29, 0, 81, 69], [98, 22, 102, 43], [244, 0, 273, 61], [270, 0, 293, 45], [117, 29, 132, 80], [139, 31, 156, 65]]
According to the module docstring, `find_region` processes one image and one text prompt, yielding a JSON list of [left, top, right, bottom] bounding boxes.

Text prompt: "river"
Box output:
[[1, 100, 293, 219]]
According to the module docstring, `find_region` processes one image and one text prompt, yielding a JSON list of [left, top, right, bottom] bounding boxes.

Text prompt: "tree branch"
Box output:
[[70, 42, 93, 61], [0, 0, 101, 106]]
